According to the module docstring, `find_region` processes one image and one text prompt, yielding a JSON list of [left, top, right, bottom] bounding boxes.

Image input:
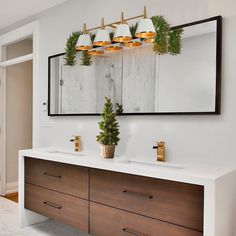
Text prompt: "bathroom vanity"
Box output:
[[19, 148, 236, 236]]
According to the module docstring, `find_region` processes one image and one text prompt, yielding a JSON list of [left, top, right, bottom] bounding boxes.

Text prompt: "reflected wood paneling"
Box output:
[[122, 45, 156, 113]]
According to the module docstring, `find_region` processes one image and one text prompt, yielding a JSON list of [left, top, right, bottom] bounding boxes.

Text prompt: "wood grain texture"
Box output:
[[4, 193, 18, 203], [122, 45, 156, 113], [90, 202, 203, 236], [94, 51, 123, 113], [90, 169, 204, 231], [25, 157, 89, 199], [25, 183, 89, 232], [61, 53, 97, 114], [60, 51, 122, 114]]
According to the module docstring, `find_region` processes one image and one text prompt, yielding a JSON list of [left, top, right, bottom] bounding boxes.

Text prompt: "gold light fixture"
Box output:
[[88, 48, 105, 55], [93, 18, 111, 46], [105, 43, 122, 51], [113, 12, 132, 43], [124, 38, 142, 48], [135, 6, 156, 38], [144, 37, 155, 43], [76, 24, 93, 50]]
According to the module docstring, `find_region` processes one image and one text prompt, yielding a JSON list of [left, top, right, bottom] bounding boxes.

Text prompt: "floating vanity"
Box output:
[[19, 148, 236, 236]]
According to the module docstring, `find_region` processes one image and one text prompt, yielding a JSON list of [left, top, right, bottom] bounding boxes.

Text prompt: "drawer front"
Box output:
[[25, 157, 88, 199], [90, 202, 203, 236], [90, 169, 204, 231], [25, 183, 89, 232]]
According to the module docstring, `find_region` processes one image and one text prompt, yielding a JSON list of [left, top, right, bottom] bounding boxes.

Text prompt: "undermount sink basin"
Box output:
[[45, 149, 84, 156], [115, 158, 185, 169], [130, 159, 185, 169]]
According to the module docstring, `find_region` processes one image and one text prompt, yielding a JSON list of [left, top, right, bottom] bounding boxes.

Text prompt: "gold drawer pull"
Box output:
[[123, 228, 148, 236], [43, 172, 62, 179], [123, 190, 153, 199], [43, 201, 62, 209]]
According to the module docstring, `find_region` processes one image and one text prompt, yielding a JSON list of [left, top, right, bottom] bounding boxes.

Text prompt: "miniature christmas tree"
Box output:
[[96, 97, 120, 145]]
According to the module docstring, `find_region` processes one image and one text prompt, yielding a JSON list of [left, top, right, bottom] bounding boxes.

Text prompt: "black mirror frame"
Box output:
[[48, 16, 222, 116]]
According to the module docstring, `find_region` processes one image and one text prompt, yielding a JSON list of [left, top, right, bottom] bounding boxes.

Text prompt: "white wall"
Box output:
[[2, 0, 236, 165]]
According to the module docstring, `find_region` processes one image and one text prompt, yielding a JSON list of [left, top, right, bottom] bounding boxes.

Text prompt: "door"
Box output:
[[0, 21, 38, 195]]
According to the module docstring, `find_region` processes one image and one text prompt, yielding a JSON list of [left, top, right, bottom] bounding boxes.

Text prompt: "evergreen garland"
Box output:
[[64, 15, 183, 66], [151, 16, 183, 55], [168, 28, 183, 55], [97, 97, 120, 145], [64, 31, 81, 66], [80, 50, 93, 66], [151, 16, 170, 55], [130, 23, 138, 38]]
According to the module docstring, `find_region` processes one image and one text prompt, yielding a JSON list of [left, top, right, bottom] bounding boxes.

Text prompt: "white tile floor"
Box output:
[[0, 197, 87, 236]]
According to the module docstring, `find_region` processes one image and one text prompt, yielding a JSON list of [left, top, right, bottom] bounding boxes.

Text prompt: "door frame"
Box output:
[[0, 21, 39, 195]]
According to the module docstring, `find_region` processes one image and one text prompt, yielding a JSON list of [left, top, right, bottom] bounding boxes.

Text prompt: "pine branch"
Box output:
[[168, 28, 184, 55], [64, 31, 81, 66], [80, 50, 93, 66]]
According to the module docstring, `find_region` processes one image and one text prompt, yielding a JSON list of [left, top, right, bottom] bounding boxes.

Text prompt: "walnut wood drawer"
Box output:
[[90, 169, 204, 231], [25, 183, 89, 232], [25, 157, 88, 199], [90, 202, 203, 236]]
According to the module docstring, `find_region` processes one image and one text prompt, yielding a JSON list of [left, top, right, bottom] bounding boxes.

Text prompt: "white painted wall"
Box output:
[[2, 0, 236, 165]]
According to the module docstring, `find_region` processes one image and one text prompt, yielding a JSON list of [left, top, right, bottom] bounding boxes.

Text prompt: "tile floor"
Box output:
[[0, 197, 87, 236]]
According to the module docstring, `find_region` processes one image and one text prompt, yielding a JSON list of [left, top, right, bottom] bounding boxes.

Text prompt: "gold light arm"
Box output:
[[86, 14, 144, 32]]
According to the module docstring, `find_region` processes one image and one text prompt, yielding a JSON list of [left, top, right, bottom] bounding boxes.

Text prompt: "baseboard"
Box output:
[[6, 181, 18, 194]]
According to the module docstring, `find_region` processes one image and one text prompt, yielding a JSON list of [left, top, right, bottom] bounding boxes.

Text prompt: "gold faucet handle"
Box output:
[[157, 141, 165, 147], [70, 135, 81, 141]]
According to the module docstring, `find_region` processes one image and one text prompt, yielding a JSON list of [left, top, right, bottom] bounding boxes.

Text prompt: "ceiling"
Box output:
[[0, 0, 68, 31]]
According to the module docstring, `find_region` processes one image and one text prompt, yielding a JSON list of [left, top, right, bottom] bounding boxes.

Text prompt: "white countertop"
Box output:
[[19, 147, 236, 186]]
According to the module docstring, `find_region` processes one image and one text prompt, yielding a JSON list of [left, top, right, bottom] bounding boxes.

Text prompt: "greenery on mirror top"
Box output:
[[96, 97, 120, 145], [64, 15, 183, 66], [80, 50, 93, 66]]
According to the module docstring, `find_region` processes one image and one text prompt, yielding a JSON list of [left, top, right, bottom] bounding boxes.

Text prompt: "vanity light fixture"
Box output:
[[144, 37, 155, 43], [135, 6, 156, 39], [105, 43, 123, 51], [113, 12, 132, 43], [124, 38, 142, 48], [76, 24, 93, 50], [88, 47, 105, 55], [93, 18, 111, 46]]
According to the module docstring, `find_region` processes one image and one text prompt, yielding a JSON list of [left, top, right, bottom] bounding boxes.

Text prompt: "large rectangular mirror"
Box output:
[[48, 16, 222, 116]]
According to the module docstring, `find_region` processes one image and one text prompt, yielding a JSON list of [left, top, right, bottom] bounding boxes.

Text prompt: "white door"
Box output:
[[0, 22, 38, 195]]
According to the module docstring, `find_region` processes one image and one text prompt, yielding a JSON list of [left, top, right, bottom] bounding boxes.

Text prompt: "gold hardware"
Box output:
[[82, 23, 88, 34], [153, 141, 165, 162], [85, 14, 144, 32], [101, 17, 105, 30], [70, 135, 81, 152], [143, 5, 147, 19]]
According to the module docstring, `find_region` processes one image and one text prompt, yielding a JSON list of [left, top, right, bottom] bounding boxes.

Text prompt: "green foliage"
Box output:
[[151, 16, 170, 55], [80, 50, 93, 66], [130, 23, 138, 38], [110, 32, 114, 41], [64, 15, 183, 67], [64, 31, 81, 66], [116, 103, 123, 115], [97, 97, 120, 145], [168, 28, 183, 55], [90, 33, 96, 43], [151, 16, 183, 55]]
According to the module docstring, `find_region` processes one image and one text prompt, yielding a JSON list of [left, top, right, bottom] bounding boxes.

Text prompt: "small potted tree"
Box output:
[[96, 97, 120, 159]]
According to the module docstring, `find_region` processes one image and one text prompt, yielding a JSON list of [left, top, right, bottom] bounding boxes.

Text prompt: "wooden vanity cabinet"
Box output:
[[24, 157, 204, 236], [25, 157, 89, 233]]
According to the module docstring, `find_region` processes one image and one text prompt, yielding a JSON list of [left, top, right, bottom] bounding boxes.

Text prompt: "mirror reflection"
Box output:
[[49, 17, 220, 115]]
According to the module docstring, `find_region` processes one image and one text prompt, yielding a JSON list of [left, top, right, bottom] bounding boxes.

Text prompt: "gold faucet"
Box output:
[[70, 135, 81, 152], [153, 141, 166, 162]]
